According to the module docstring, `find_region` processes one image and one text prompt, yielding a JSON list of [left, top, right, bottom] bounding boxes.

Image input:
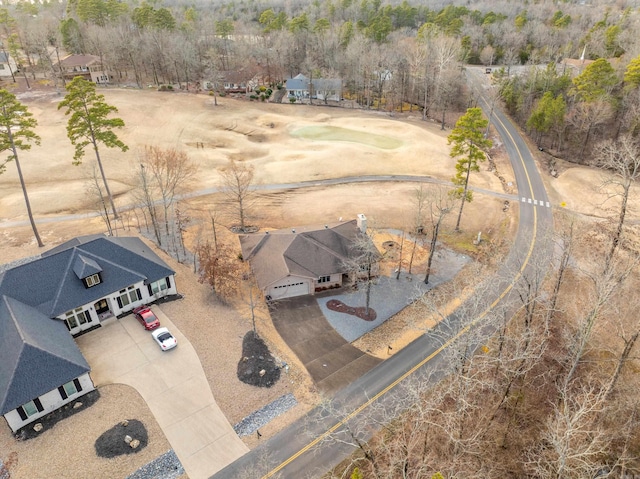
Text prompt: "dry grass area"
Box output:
[[1, 88, 632, 476]]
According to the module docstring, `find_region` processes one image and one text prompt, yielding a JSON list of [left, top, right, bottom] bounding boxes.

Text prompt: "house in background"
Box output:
[[56, 54, 111, 84], [239, 215, 375, 300], [0, 234, 177, 432], [285, 73, 342, 102], [0, 51, 18, 78]]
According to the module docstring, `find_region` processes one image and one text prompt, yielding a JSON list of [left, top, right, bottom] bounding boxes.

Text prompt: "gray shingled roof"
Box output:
[[0, 235, 174, 318], [285, 73, 310, 91], [0, 296, 90, 415], [73, 255, 102, 279], [239, 220, 362, 290]]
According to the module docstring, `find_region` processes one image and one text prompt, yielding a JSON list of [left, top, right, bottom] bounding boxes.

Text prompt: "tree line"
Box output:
[[1, 1, 638, 160]]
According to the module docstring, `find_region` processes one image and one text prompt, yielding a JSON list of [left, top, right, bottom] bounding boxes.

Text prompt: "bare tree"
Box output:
[[140, 145, 197, 236], [342, 225, 382, 319], [196, 240, 242, 302], [527, 384, 609, 479], [134, 162, 162, 245], [219, 159, 256, 233], [595, 135, 640, 269], [424, 186, 454, 284], [86, 163, 113, 236]]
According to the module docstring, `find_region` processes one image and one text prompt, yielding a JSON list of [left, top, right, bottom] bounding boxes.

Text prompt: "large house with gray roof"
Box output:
[[285, 73, 342, 102], [239, 215, 375, 300], [0, 235, 177, 432]]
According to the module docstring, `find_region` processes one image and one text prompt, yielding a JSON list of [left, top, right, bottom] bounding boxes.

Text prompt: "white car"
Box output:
[[151, 327, 177, 351]]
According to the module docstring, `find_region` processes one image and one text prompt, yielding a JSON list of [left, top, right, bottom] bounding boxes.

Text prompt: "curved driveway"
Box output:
[[75, 306, 248, 479], [212, 67, 554, 478]]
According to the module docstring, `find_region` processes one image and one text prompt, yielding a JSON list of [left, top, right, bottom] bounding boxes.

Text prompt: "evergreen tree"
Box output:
[[58, 77, 128, 220], [448, 107, 492, 232], [0, 90, 43, 247]]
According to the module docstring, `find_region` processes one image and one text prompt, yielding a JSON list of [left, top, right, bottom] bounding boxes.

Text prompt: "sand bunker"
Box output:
[[291, 125, 403, 149]]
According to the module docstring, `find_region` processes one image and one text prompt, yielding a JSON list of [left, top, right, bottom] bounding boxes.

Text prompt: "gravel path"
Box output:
[[126, 450, 184, 479], [233, 393, 298, 437]]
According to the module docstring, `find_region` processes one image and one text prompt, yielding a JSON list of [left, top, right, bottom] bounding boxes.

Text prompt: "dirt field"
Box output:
[[1, 89, 631, 476]]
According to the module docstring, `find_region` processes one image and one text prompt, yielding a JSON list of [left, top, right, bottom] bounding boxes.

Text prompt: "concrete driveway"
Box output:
[[270, 295, 381, 395], [76, 306, 248, 479]]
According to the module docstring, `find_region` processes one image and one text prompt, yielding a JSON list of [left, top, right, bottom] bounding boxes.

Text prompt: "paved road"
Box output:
[[212, 67, 554, 478]]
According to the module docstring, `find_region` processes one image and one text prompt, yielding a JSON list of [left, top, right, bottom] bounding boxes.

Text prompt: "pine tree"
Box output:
[[448, 107, 492, 232], [58, 77, 128, 220], [0, 89, 43, 247]]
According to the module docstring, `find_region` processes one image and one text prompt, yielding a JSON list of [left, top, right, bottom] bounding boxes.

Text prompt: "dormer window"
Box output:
[[85, 273, 101, 288]]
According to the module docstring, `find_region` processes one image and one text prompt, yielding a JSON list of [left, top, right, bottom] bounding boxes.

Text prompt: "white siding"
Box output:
[[54, 275, 177, 335], [3, 373, 94, 432]]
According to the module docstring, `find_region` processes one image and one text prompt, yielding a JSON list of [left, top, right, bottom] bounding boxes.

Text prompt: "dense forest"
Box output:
[[1, 0, 639, 163]]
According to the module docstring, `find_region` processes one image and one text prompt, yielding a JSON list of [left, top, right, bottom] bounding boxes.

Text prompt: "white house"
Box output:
[[0, 235, 178, 432]]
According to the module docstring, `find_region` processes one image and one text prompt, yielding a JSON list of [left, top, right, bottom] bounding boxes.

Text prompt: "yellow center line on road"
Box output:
[[262, 94, 541, 479]]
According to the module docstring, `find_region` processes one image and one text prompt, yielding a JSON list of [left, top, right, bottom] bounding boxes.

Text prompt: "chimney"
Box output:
[[356, 214, 367, 234]]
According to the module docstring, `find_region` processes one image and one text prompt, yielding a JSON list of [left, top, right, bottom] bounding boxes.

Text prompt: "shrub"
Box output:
[[258, 85, 267, 92], [250, 94, 257, 100], [266, 88, 273, 97], [289, 97, 296, 103], [208, 91, 214, 96]]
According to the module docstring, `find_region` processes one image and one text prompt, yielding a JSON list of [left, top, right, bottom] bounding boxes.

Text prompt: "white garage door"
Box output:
[[269, 280, 310, 299]]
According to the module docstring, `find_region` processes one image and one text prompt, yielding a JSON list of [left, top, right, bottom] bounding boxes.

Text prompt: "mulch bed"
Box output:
[[95, 419, 148, 458], [326, 299, 377, 321], [237, 331, 281, 388], [14, 390, 101, 441]]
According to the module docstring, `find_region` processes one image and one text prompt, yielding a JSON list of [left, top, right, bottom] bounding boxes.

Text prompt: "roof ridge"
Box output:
[[299, 232, 351, 262], [49, 247, 147, 316]]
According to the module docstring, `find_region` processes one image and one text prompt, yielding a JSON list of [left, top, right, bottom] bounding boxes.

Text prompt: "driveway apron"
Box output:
[[76, 306, 248, 479], [270, 295, 381, 395]]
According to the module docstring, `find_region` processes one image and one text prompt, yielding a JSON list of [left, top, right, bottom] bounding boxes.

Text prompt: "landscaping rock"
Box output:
[[124, 435, 132, 444], [121, 419, 129, 427], [33, 423, 43, 432], [236, 332, 281, 388], [95, 419, 148, 458], [72, 401, 83, 409], [130, 439, 140, 449]]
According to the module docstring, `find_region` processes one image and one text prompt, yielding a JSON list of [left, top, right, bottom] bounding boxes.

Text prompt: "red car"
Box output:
[[133, 306, 160, 330]]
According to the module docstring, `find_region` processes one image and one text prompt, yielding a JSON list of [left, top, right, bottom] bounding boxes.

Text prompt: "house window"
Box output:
[[318, 276, 331, 283], [0, 64, 5, 70], [65, 307, 89, 330], [117, 286, 140, 308], [149, 277, 170, 295], [58, 379, 83, 400], [17, 398, 43, 420], [85, 273, 101, 287]]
